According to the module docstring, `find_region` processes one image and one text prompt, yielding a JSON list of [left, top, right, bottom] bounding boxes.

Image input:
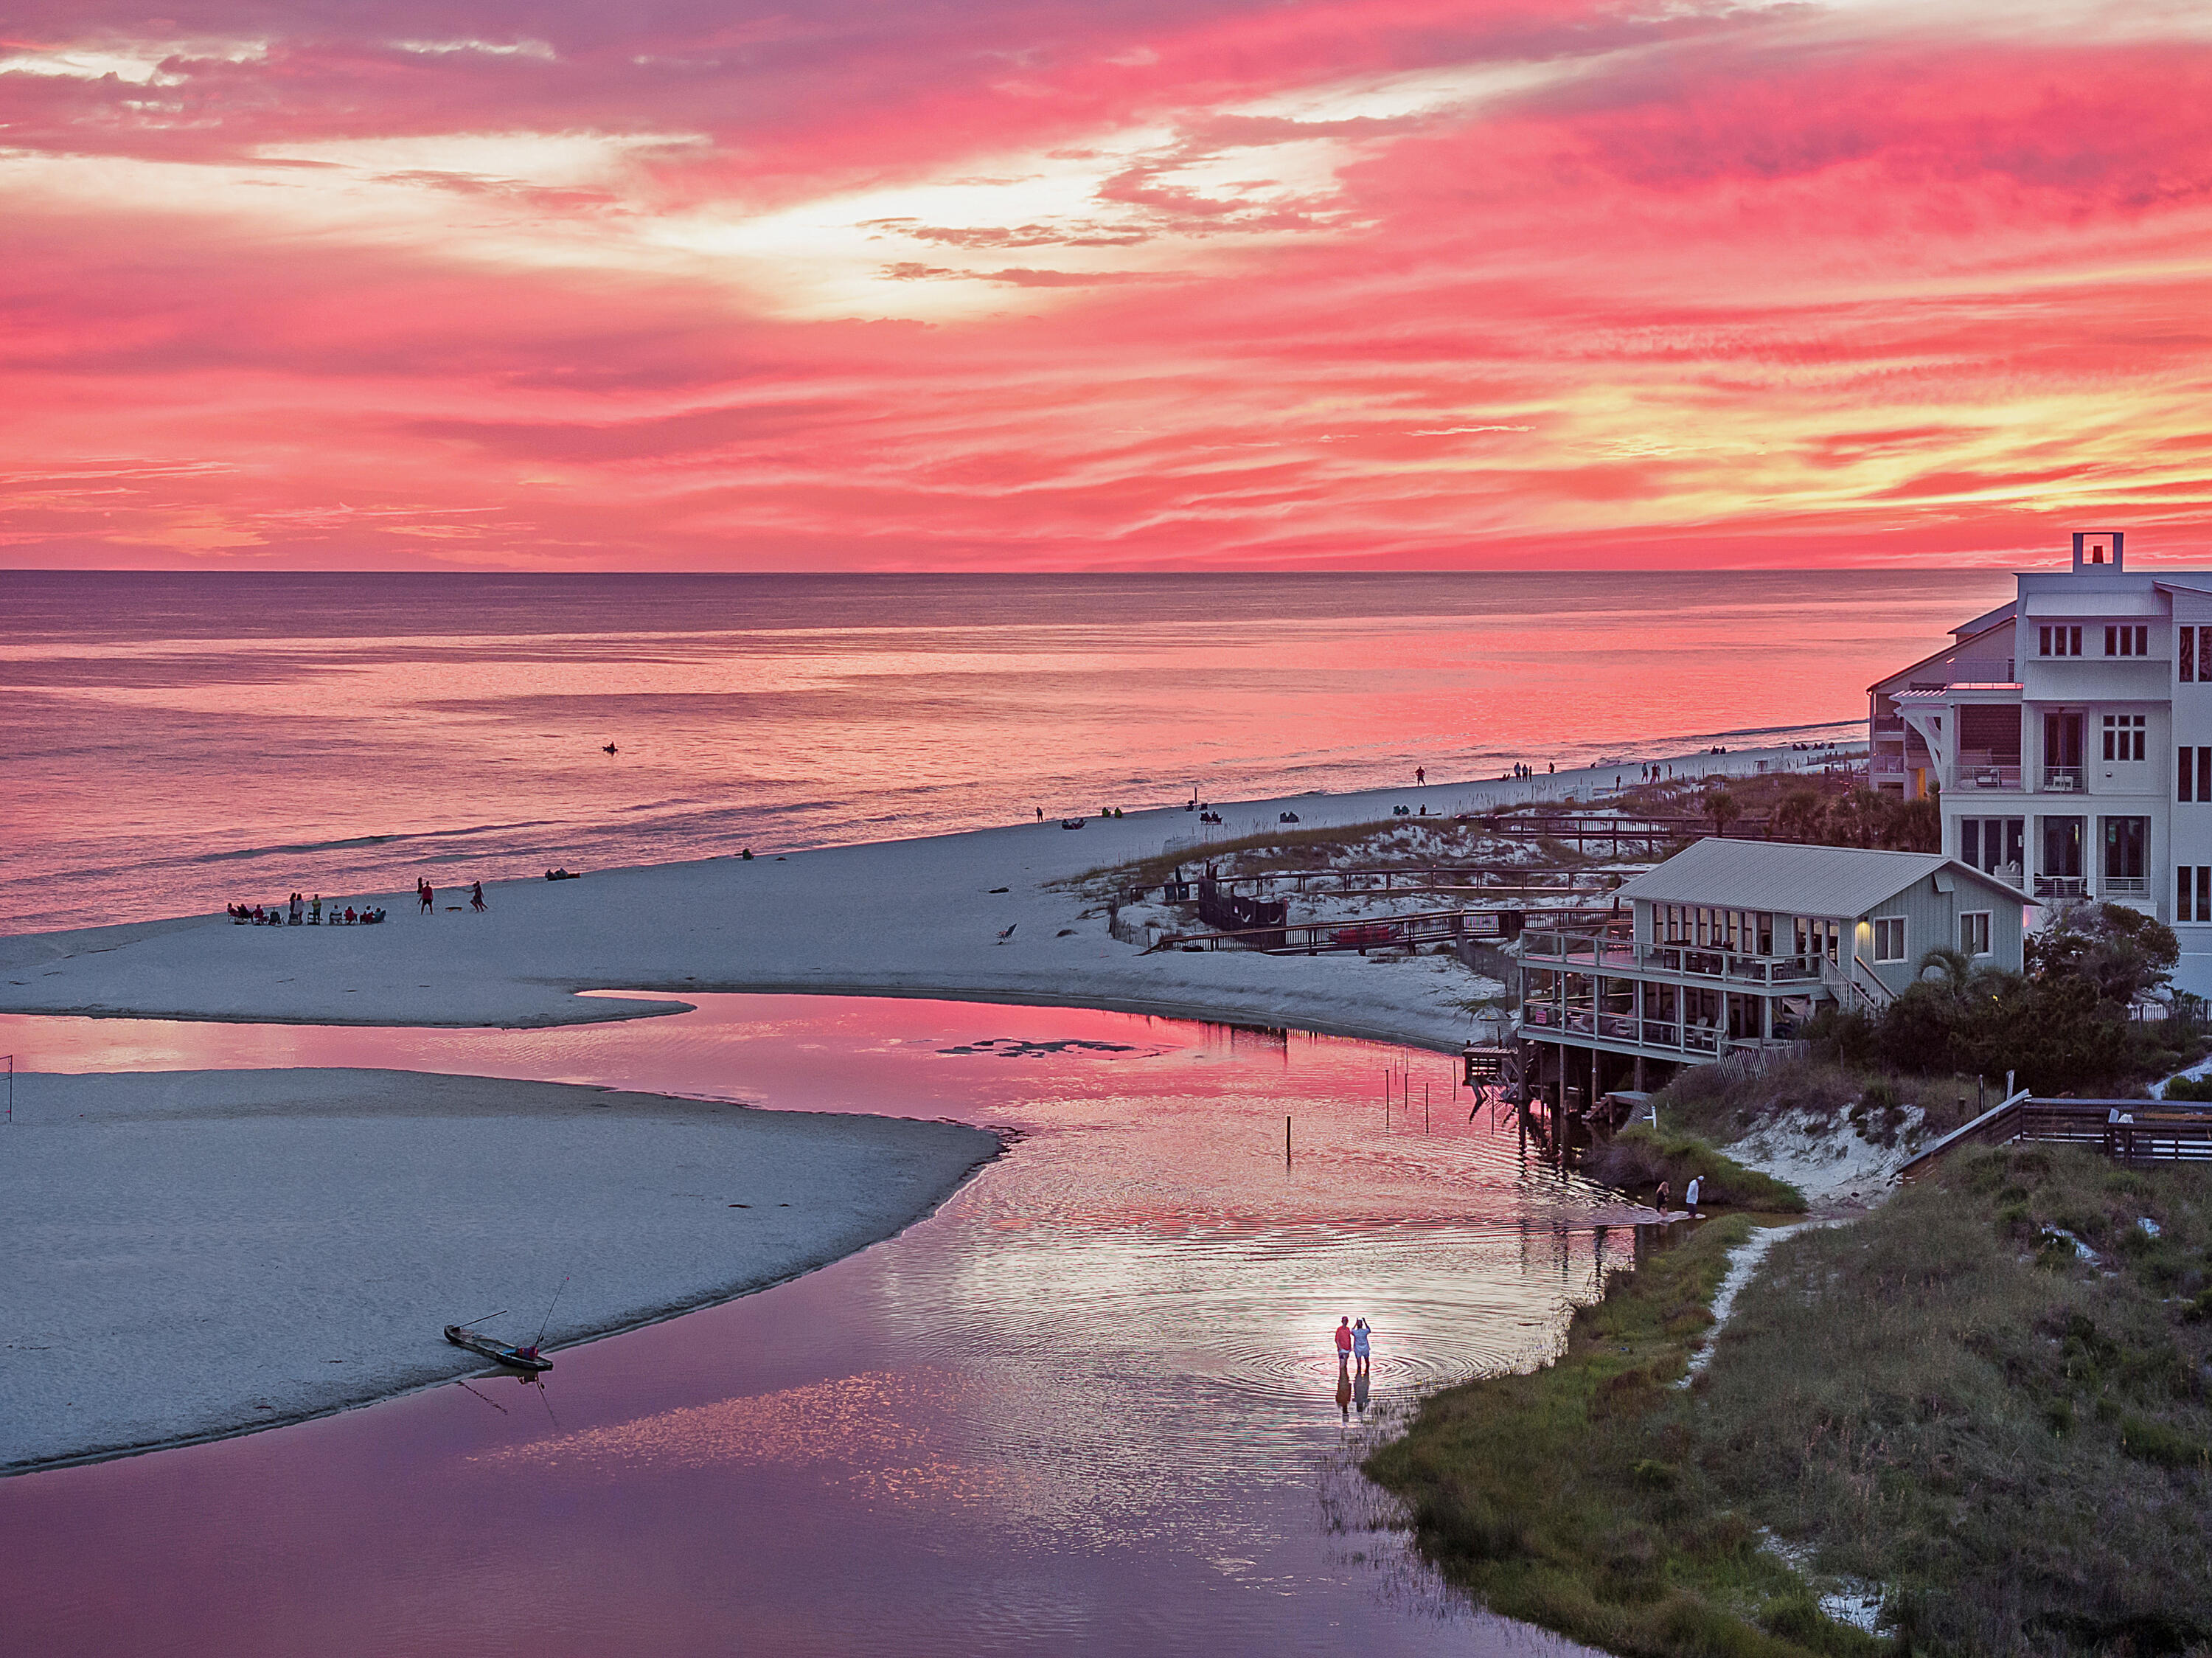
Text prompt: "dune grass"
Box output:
[[1371, 1147, 2212, 1656], [1365, 1213, 1871, 1658], [1585, 1124, 1808, 1213]]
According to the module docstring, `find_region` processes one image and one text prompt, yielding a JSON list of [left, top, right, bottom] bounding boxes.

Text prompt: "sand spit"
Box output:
[[0, 748, 1843, 1045], [0, 1068, 998, 1473]]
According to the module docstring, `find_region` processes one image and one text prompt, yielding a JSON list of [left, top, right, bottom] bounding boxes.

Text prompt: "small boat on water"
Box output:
[[444, 1324, 553, 1373]]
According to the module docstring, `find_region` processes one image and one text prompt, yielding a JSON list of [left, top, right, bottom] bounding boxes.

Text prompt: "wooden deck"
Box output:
[[1898, 1093, 2212, 1179], [1148, 903, 1623, 956]]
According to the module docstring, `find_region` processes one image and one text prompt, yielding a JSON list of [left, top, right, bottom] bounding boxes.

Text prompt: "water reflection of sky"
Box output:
[[0, 996, 1614, 1657]]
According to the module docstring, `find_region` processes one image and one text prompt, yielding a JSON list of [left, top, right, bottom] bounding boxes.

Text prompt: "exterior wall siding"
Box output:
[[1883, 540, 2212, 999]]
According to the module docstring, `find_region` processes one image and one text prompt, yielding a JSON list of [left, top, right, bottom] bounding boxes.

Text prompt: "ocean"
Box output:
[[0, 568, 2008, 933]]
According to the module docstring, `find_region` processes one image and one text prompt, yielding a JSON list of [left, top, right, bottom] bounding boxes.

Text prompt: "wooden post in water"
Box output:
[[1285, 1114, 1292, 1169], [1425, 1082, 1430, 1134]]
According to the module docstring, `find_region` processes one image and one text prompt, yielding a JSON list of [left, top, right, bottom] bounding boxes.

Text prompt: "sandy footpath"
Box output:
[[0, 746, 1846, 1047], [0, 1068, 998, 1472]]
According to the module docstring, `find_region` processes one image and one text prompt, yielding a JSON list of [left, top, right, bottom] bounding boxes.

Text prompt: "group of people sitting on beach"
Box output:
[[229, 893, 383, 926]]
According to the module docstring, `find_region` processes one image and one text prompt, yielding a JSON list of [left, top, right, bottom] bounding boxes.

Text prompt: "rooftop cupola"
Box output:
[[2072, 530, 2126, 571]]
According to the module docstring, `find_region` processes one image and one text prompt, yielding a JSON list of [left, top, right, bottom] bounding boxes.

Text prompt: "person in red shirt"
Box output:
[[1334, 1317, 1354, 1374]]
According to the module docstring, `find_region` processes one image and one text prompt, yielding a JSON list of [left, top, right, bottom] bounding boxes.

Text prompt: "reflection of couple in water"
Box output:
[[1332, 1316, 1374, 1420]]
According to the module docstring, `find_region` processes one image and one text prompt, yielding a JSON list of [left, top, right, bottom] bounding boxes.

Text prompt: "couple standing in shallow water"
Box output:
[[1333, 1317, 1374, 1421], [1333, 1316, 1372, 1375]]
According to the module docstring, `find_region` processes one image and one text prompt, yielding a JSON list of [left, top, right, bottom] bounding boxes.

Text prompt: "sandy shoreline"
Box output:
[[0, 744, 1851, 1474], [0, 1068, 998, 1474], [0, 745, 1850, 1048]]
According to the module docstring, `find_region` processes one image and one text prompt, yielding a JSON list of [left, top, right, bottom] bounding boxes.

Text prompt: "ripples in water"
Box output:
[[0, 995, 1622, 1658]]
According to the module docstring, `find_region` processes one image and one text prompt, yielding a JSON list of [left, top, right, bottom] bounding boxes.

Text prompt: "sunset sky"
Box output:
[[5, 0, 2210, 571]]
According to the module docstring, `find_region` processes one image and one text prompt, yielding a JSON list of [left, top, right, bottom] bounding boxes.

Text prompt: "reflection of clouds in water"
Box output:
[[474, 1368, 1007, 1509], [934, 1038, 1163, 1058]]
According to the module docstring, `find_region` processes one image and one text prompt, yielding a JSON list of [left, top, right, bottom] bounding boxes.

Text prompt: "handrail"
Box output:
[[1148, 904, 1623, 954], [1897, 1093, 2212, 1179], [1895, 1089, 2030, 1180]]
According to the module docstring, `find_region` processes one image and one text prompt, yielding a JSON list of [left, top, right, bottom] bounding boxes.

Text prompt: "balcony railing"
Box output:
[[2035, 875, 2088, 901], [2104, 875, 2149, 897], [1870, 755, 1906, 775], [1958, 763, 2022, 791], [1521, 929, 1829, 987], [2042, 766, 2084, 791]]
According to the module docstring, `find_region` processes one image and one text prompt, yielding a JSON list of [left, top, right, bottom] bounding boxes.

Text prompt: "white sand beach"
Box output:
[[0, 745, 1846, 1471], [0, 746, 1846, 1047], [0, 1068, 998, 1471]]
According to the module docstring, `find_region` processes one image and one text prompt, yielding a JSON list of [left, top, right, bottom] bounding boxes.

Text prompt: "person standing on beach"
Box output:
[[470, 881, 487, 912], [1415, 767, 1425, 785], [1334, 1317, 1354, 1374], [419, 880, 434, 914], [1352, 1317, 1371, 1376]]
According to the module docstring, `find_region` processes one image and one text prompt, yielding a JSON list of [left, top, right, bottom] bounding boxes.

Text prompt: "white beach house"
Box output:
[[1868, 530, 2212, 994], [1514, 839, 2025, 1104]]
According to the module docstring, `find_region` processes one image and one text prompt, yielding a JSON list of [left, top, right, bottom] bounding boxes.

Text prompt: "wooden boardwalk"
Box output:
[[1149, 903, 1621, 956], [1899, 1094, 2212, 1179]]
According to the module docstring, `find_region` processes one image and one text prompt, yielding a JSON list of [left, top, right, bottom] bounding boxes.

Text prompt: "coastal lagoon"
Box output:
[[1, 995, 1619, 1657]]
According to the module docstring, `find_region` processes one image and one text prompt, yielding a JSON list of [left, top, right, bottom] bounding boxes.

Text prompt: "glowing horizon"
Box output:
[[4, 0, 2210, 571]]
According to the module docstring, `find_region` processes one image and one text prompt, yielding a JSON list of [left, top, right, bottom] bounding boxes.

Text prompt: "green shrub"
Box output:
[[1585, 1125, 1806, 1212], [2118, 1414, 2208, 1468]]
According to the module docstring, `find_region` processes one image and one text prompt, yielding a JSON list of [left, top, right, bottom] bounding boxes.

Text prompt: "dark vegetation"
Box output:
[[1616, 768, 1938, 854], [1585, 1123, 1807, 1213], [1809, 903, 2206, 1097], [1365, 1215, 1875, 1658], [1656, 1052, 1993, 1146], [1371, 1150, 2212, 1657], [1078, 813, 1604, 894]]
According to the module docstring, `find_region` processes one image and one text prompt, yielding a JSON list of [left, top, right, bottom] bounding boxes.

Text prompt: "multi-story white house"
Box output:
[[1868, 530, 2212, 996]]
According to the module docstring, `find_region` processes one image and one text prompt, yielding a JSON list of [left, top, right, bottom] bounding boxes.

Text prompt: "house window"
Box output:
[[2184, 748, 2212, 802], [2039, 625, 2083, 657], [1960, 912, 1991, 955], [2103, 816, 2148, 881], [1872, 917, 1906, 962], [2103, 714, 2146, 761], [1959, 816, 2025, 875], [2183, 626, 2198, 682], [2104, 625, 2149, 657], [2181, 868, 2212, 923], [1792, 917, 1841, 962]]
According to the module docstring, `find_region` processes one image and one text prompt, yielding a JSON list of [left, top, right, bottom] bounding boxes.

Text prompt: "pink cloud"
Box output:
[[2, 7, 2211, 569]]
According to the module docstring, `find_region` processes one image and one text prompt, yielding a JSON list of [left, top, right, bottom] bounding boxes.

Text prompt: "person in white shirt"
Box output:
[[1685, 1176, 1702, 1212]]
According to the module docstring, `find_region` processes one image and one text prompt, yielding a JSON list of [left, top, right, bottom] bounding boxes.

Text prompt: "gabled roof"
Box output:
[[1951, 599, 2017, 639], [1616, 838, 2025, 918], [1866, 613, 2016, 695]]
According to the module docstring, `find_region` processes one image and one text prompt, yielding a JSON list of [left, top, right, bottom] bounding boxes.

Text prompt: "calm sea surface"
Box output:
[[0, 569, 2008, 933], [1, 994, 1618, 1658]]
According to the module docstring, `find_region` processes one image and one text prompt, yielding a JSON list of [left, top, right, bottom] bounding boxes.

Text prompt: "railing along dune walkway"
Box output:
[[1899, 1092, 2212, 1179]]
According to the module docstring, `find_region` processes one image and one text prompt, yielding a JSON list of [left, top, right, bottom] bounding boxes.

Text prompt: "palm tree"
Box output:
[[1774, 787, 1823, 844], [1916, 945, 1972, 995], [1703, 786, 1742, 838]]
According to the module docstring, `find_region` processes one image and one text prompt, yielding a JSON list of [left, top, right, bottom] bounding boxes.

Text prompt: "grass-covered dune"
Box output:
[[1369, 1148, 2212, 1657]]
